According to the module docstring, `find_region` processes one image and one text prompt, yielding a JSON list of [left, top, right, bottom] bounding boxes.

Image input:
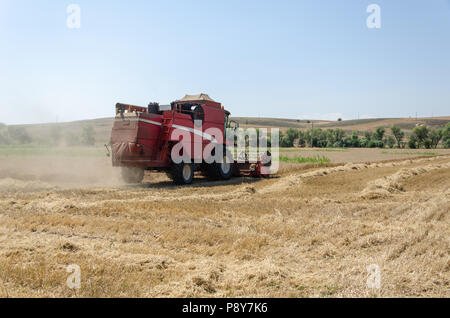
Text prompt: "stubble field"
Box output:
[[0, 147, 449, 297]]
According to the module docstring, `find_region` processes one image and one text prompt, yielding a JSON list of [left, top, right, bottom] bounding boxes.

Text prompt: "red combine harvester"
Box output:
[[110, 94, 270, 184]]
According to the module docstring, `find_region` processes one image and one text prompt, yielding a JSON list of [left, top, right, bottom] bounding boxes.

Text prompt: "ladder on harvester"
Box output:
[[156, 112, 174, 161]]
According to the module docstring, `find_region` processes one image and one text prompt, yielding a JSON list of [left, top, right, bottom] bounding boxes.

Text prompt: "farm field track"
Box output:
[[0, 149, 449, 297]]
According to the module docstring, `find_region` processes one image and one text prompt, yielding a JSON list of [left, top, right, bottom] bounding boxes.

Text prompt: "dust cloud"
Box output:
[[0, 152, 123, 192]]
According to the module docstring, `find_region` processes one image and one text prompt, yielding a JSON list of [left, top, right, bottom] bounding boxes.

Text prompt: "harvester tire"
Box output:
[[121, 167, 145, 184], [170, 162, 194, 185], [207, 150, 234, 181]]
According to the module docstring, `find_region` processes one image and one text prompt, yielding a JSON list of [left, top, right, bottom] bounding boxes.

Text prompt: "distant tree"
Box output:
[[429, 129, 443, 149], [408, 134, 418, 149], [359, 138, 368, 148], [81, 125, 96, 146], [343, 136, 353, 147], [317, 130, 328, 148], [305, 128, 322, 147], [337, 118, 342, 122], [363, 128, 385, 148], [391, 125, 405, 148], [297, 130, 307, 147], [322, 129, 333, 147], [285, 128, 299, 146], [323, 129, 332, 146], [351, 131, 360, 147], [373, 127, 386, 141], [278, 131, 284, 144], [387, 136, 395, 149], [443, 123, 450, 148], [280, 136, 292, 147], [332, 129, 345, 144], [7, 126, 32, 144], [279, 131, 293, 147], [321, 129, 345, 148], [368, 139, 384, 148], [412, 126, 429, 148], [423, 138, 432, 149]]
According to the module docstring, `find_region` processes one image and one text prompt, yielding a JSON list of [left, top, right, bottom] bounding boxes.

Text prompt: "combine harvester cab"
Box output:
[[110, 94, 271, 185]]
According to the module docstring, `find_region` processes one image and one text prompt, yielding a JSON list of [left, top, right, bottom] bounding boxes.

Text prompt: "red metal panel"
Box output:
[[111, 99, 229, 169], [136, 113, 163, 159]]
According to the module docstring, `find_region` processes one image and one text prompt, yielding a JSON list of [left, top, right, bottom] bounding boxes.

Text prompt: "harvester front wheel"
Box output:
[[170, 162, 194, 185], [121, 167, 145, 184]]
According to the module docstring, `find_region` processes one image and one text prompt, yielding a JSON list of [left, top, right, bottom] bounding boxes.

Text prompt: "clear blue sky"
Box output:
[[1, 0, 450, 124]]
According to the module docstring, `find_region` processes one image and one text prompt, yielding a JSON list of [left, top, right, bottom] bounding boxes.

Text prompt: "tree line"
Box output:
[[1, 121, 449, 149], [277, 123, 450, 149]]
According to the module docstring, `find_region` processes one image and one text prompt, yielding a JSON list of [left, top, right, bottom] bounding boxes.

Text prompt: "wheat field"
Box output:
[[0, 150, 449, 297]]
